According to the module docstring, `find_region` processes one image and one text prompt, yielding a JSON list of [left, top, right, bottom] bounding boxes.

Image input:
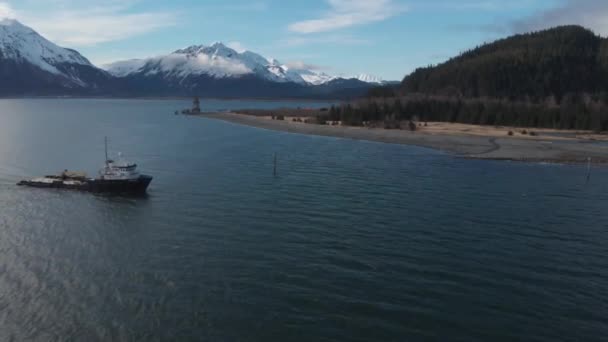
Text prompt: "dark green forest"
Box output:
[[331, 26, 608, 131], [402, 26, 608, 100], [323, 94, 608, 131]]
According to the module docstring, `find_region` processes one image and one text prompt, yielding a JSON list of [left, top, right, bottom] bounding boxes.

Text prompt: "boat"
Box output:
[[17, 138, 153, 195]]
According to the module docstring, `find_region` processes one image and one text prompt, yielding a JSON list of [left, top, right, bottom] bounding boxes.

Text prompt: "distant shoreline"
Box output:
[[199, 112, 608, 165], [0, 96, 342, 103]]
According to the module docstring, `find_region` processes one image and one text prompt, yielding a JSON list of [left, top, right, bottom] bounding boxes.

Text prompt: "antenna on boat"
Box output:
[[105, 136, 109, 166]]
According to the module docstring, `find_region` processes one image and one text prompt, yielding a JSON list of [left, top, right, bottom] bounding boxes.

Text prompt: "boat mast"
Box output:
[[105, 136, 109, 166]]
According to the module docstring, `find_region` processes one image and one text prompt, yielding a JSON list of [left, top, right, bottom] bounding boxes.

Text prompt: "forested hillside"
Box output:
[[328, 26, 608, 131], [401, 26, 608, 101]]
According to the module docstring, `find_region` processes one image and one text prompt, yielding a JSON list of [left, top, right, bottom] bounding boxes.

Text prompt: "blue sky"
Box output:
[[0, 0, 606, 80]]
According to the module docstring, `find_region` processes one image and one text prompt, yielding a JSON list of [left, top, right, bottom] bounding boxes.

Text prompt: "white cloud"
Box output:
[[227, 41, 247, 53], [0, 2, 15, 18], [413, 0, 535, 12], [288, 0, 406, 34], [511, 0, 608, 36], [2, 1, 178, 47], [159, 53, 251, 76], [281, 33, 370, 47], [223, 2, 268, 12], [285, 61, 327, 70]]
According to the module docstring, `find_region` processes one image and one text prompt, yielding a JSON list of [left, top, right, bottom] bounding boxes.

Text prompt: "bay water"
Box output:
[[0, 99, 607, 341]]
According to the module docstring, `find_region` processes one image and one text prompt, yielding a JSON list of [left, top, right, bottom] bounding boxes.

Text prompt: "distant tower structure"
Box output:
[[192, 96, 201, 114]]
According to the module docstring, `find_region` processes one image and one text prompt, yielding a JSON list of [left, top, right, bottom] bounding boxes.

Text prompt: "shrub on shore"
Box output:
[[316, 114, 329, 125], [383, 113, 401, 129], [384, 120, 401, 129], [409, 121, 417, 131]]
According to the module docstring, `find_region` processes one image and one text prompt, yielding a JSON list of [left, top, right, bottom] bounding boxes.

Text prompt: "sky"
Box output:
[[0, 0, 607, 80]]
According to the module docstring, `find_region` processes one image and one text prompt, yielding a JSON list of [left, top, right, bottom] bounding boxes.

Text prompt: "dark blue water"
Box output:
[[0, 99, 607, 341]]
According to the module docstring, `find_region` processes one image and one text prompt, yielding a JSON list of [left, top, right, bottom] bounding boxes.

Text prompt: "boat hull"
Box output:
[[88, 175, 153, 194], [18, 175, 153, 195]]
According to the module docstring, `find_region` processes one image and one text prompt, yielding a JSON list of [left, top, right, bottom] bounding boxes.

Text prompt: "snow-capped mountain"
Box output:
[[0, 19, 90, 72], [0, 19, 381, 98], [104, 43, 384, 86], [0, 18, 112, 92]]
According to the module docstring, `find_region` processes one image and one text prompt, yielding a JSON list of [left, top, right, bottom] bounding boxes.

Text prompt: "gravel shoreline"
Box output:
[[200, 112, 608, 164]]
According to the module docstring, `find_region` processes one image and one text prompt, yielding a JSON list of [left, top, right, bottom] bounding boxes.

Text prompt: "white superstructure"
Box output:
[[100, 153, 141, 181]]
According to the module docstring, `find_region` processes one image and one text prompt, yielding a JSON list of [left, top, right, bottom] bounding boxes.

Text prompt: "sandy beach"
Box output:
[[200, 112, 608, 164]]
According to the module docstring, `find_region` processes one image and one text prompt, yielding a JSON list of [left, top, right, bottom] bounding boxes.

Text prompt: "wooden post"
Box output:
[[273, 153, 277, 177], [586, 157, 592, 183]]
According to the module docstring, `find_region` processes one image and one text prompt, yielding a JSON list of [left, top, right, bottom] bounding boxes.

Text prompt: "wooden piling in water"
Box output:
[[586, 157, 591, 183]]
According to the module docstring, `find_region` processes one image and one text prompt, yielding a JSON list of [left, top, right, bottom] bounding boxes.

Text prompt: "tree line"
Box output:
[[321, 94, 608, 131]]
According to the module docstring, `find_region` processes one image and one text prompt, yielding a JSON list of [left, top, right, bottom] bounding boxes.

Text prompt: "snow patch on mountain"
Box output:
[[106, 43, 262, 80], [351, 74, 384, 84], [0, 18, 93, 78], [102, 59, 146, 77], [156, 52, 251, 78]]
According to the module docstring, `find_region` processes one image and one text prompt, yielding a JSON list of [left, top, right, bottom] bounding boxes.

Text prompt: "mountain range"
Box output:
[[103, 42, 387, 98], [104, 44, 383, 86], [0, 18, 386, 98]]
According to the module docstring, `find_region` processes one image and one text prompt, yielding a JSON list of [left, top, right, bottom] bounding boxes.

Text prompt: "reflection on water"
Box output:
[[0, 99, 607, 341]]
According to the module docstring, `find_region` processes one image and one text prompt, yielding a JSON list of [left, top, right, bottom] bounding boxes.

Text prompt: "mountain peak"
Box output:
[[210, 41, 227, 48], [0, 18, 22, 26], [173, 45, 203, 54], [0, 18, 36, 34], [173, 42, 239, 58], [0, 18, 113, 94], [0, 17, 93, 76]]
